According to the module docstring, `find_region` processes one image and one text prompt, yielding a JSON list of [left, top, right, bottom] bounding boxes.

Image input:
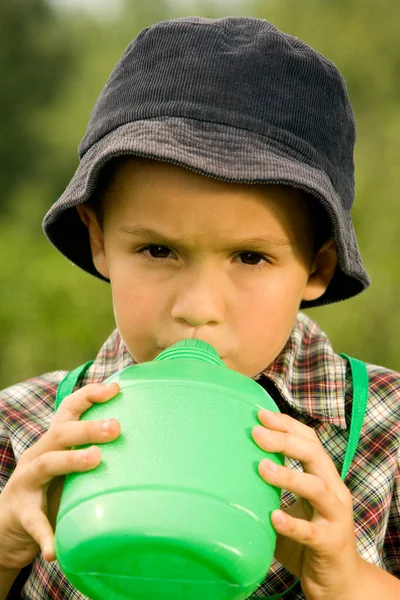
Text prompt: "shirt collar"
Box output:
[[91, 311, 348, 430], [256, 312, 348, 429]]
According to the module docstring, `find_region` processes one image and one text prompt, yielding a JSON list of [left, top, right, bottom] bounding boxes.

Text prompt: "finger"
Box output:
[[23, 446, 103, 489], [53, 382, 120, 424], [257, 409, 318, 442], [270, 509, 325, 548], [21, 383, 121, 462], [47, 418, 120, 451], [19, 508, 56, 562], [258, 458, 345, 519], [252, 424, 340, 486]]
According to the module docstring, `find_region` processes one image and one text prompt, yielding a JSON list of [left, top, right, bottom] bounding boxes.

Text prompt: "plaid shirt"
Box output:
[[1, 312, 399, 599]]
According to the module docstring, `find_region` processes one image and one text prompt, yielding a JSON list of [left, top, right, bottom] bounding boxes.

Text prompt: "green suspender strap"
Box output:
[[255, 354, 369, 600], [55, 360, 94, 411], [338, 354, 369, 480], [55, 355, 369, 600]]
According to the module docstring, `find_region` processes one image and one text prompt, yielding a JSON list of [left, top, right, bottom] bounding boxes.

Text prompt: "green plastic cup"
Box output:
[[55, 339, 284, 599]]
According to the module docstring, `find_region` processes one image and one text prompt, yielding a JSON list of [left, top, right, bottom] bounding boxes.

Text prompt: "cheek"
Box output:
[[110, 277, 162, 343], [229, 278, 304, 375], [235, 305, 294, 372]]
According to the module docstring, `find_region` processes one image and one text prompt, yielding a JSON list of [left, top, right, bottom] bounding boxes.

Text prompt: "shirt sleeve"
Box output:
[[382, 446, 400, 577], [0, 372, 64, 494], [0, 418, 16, 493]]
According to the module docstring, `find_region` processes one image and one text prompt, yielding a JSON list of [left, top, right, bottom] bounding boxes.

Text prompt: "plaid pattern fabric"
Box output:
[[0, 312, 399, 599]]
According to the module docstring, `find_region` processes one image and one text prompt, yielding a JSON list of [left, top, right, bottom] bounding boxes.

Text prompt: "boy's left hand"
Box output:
[[252, 409, 361, 600]]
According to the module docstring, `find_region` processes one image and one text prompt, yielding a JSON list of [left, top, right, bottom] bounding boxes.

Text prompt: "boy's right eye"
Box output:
[[139, 245, 173, 260]]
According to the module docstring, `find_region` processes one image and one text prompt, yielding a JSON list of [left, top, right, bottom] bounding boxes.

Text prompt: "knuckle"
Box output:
[[281, 433, 292, 455], [315, 477, 330, 497], [86, 419, 106, 439], [285, 467, 297, 487], [19, 446, 33, 465], [90, 420, 106, 440], [66, 382, 101, 403], [304, 521, 319, 545], [341, 486, 353, 508], [307, 436, 323, 460], [278, 413, 290, 427], [33, 453, 49, 475], [285, 515, 298, 536], [85, 420, 98, 437], [48, 424, 65, 446], [58, 402, 81, 421], [7, 468, 24, 494]]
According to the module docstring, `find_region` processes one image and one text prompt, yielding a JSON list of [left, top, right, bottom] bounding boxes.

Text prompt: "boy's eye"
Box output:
[[141, 245, 172, 259], [237, 252, 267, 266], [138, 246, 268, 267]]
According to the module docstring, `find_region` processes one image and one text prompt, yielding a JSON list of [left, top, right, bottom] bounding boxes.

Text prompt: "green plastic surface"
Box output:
[[55, 340, 284, 600]]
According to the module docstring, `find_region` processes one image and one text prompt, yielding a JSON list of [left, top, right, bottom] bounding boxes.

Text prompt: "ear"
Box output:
[[76, 204, 110, 279], [302, 237, 338, 302]]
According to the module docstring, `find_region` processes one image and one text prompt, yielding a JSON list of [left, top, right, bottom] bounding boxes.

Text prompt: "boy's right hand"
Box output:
[[0, 382, 120, 571]]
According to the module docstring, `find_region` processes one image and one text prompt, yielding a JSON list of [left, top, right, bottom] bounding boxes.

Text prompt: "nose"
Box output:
[[170, 265, 226, 327]]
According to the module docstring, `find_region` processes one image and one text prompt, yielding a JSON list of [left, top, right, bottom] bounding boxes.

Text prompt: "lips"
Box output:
[[158, 342, 224, 358]]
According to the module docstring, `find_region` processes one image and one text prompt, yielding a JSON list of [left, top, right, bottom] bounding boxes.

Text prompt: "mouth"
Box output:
[[158, 344, 225, 359]]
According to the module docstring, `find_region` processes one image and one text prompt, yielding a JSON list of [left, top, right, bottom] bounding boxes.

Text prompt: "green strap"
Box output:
[[338, 354, 369, 479], [56, 356, 369, 600], [254, 354, 369, 599], [55, 360, 94, 411]]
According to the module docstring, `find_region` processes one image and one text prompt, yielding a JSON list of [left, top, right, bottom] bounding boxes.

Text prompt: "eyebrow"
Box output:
[[118, 226, 291, 249]]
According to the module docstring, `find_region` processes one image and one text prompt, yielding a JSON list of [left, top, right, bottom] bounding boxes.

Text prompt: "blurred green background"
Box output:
[[1, 0, 399, 389]]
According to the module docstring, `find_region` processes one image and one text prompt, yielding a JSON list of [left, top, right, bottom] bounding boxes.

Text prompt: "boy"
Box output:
[[0, 16, 399, 600]]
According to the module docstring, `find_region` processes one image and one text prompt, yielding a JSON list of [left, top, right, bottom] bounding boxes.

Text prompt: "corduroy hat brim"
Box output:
[[43, 116, 370, 308]]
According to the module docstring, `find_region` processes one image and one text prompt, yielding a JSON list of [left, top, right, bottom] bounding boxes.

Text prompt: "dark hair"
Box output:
[[301, 191, 331, 255], [87, 157, 124, 229]]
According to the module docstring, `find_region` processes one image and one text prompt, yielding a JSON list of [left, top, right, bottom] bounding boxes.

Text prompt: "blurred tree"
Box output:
[[0, 0, 75, 212]]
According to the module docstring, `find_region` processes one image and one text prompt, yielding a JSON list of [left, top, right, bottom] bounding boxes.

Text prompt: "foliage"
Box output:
[[0, 0, 399, 389], [0, 0, 76, 211]]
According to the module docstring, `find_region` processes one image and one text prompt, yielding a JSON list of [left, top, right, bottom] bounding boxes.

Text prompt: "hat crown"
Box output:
[[79, 16, 355, 211]]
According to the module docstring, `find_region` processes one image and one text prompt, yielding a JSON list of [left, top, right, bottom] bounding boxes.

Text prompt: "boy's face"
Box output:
[[79, 158, 336, 377]]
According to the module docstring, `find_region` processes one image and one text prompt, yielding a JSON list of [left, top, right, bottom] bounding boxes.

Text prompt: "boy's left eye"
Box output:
[[141, 245, 172, 259], [237, 252, 267, 266]]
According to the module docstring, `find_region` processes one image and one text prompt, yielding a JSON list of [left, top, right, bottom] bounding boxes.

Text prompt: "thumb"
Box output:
[[21, 510, 56, 562]]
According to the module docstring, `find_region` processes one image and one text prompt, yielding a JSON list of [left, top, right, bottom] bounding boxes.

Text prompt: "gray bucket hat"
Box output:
[[42, 16, 370, 308]]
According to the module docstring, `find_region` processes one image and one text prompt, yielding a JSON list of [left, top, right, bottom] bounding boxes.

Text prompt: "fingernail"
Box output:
[[261, 458, 278, 472], [43, 543, 56, 561], [81, 446, 95, 459], [260, 409, 278, 421], [273, 510, 286, 525], [102, 420, 111, 432], [253, 425, 266, 435]]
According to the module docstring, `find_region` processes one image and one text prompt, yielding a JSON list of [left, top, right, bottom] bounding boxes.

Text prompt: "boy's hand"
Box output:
[[252, 409, 361, 600], [0, 382, 120, 571]]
